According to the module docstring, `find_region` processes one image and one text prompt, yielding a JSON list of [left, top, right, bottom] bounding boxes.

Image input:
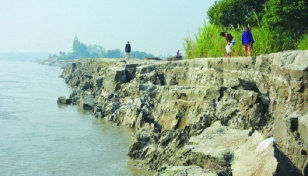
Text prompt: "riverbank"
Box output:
[[40, 57, 77, 69], [59, 50, 308, 175]]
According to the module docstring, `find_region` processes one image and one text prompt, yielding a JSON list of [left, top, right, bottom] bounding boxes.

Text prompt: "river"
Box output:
[[0, 60, 151, 176]]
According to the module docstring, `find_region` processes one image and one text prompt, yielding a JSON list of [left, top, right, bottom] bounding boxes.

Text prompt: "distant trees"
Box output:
[[106, 49, 123, 58], [131, 51, 154, 59], [50, 37, 154, 60], [72, 37, 89, 58]]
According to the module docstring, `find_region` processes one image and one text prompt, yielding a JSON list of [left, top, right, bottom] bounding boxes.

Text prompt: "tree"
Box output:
[[131, 51, 154, 59], [72, 37, 89, 58], [87, 44, 106, 58], [52, 37, 155, 60], [106, 49, 123, 58], [207, 0, 266, 28], [262, 0, 308, 41], [206, 0, 308, 51]]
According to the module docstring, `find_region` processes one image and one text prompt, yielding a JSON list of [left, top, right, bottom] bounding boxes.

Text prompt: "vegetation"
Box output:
[[185, 0, 308, 59], [297, 34, 308, 50], [50, 37, 154, 60], [207, 0, 266, 28]]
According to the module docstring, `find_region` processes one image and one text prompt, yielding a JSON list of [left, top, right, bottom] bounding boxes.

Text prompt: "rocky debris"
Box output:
[[185, 121, 250, 168], [79, 94, 95, 110], [41, 57, 76, 69], [166, 56, 183, 61], [232, 132, 302, 176], [146, 57, 162, 61], [57, 96, 71, 104], [157, 166, 217, 176], [60, 51, 308, 175], [299, 114, 308, 144]]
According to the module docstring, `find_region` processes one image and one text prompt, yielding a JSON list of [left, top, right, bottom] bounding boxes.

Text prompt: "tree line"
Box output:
[[49, 37, 154, 60], [184, 0, 308, 58]]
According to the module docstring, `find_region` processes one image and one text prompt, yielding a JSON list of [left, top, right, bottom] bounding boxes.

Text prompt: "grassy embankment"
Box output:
[[184, 23, 308, 59]]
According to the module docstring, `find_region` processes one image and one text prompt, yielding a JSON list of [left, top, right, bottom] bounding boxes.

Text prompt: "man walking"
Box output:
[[125, 41, 131, 61]]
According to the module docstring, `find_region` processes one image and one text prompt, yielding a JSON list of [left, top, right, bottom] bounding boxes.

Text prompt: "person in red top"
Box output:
[[220, 32, 235, 57]]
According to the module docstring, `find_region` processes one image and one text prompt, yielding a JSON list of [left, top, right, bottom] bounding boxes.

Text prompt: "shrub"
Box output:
[[297, 34, 308, 50]]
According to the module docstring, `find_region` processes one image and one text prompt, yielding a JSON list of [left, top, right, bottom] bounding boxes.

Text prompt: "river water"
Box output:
[[0, 60, 151, 176]]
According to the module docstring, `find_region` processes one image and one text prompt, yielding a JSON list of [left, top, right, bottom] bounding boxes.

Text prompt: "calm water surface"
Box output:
[[0, 60, 151, 176]]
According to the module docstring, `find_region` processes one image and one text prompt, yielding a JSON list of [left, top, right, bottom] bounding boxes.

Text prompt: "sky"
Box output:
[[0, 0, 215, 56]]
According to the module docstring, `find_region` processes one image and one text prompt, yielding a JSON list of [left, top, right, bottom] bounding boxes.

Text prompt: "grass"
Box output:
[[184, 23, 308, 59], [297, 34, 308, 50]]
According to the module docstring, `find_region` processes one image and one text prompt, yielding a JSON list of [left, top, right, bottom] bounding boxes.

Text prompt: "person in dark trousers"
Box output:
[[125, 41, 131, 60], [175, 50, 182, 59], [220, 32, 235, 57], [176, 50, 180, 57], [241, 27, 254, 56]]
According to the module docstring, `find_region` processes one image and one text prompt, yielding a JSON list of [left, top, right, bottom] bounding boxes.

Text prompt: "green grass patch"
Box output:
[[184, 23, 306, 59]]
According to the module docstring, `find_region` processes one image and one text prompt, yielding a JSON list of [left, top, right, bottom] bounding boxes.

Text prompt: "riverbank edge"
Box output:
[[55, 51, 308, 175]]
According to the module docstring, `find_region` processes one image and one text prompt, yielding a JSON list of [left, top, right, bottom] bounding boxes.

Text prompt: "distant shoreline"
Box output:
[[0, 52, 49, 61]]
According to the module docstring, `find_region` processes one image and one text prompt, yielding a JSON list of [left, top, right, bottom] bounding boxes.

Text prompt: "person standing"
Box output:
[[176, 50, 180, 57], [125, 41, 131, 60], [241, 27, 254, 56], [220, 32, 235, 57], [175, 50, 182, 59]]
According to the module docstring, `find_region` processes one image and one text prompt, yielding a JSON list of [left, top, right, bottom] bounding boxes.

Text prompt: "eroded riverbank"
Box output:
[[59, 51, 308, 175]]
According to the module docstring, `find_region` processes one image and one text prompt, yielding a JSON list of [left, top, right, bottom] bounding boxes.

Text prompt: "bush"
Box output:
[[297, 34, 308, 50]]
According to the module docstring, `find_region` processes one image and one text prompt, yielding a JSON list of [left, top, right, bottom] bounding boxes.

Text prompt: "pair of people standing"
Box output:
[[220, 27, 254, 57]]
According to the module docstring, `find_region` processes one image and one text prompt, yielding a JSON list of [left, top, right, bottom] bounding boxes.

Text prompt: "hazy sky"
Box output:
[[0, 0, 215, 56]]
